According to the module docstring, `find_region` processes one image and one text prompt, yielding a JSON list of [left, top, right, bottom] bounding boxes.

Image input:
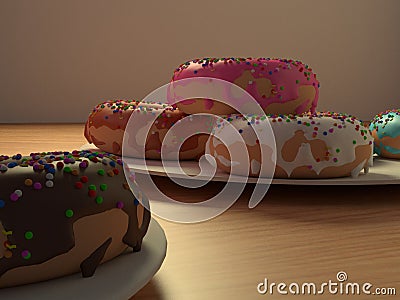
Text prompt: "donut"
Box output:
[[171, 57, 320, 115], [369, 109, 400, 159], [85, 100, 212, 160], [207, 112, 374, 178], [0, 150, 150, 288], [85, 100, 175, 155]]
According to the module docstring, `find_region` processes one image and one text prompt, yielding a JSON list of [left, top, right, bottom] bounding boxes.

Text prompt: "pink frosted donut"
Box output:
[[207, 112, 373, 179], [171, 57, 320, 115], [85, 100, 212, 160]]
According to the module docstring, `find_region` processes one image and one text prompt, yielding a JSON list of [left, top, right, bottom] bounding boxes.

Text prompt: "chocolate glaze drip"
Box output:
[[124, 203, 151, 252], [80, 237, 112, 278]]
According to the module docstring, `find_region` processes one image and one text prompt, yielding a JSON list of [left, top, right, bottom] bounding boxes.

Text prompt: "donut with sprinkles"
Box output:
[[171, 57, 320, 115], [85, 99, 214, 160], [0, 150, 150, 288], [369, 109, 400, 159], [207, 112, 374, 178]]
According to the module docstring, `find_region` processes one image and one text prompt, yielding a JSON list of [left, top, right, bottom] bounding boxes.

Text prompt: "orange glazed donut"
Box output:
[[207, 112, 374, 179], [85, 100, 212, 160], [171, 57, 320, 115]]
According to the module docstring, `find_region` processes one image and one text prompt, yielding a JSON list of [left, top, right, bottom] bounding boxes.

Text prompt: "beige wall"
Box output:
[[0, 0, 399, 123]]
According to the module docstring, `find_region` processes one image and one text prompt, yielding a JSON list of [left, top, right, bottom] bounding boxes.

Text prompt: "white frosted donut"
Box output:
[[207, 112, 374, 178]]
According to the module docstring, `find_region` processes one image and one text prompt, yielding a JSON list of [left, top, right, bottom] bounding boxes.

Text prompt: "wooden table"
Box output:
[[0, 124, 399, 300]]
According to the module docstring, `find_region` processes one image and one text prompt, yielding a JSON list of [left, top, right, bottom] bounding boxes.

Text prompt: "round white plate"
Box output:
[[0, 218, 167, 300], [80, 144, 400, 185]]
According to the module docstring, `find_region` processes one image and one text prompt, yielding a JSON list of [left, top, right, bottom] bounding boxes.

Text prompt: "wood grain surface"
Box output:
[[0, 124, 399, 300]]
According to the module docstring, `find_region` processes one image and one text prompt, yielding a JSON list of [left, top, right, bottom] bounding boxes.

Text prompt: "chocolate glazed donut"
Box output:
[[0, 150, 150, 288]]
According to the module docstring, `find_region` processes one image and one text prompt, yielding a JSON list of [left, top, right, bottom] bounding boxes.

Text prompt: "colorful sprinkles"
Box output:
[[369, 109, 400, 156], [214, 111, 373, 167], [173, 57, 321, 93], [86, 99, 201, 156], [0, 149, 143, 267]]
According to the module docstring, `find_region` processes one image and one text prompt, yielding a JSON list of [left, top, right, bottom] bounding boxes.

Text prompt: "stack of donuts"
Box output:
[[85, 57, 384, 179], [170, 57, 374, 178]]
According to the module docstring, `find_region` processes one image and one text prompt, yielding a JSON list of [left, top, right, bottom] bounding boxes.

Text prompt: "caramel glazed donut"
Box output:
[[0, 150, 150, 288], [171, 57, 320, 115], [369, 109, 400, 159], [207, 112, 374, 179], [85, 100, 214, 160]]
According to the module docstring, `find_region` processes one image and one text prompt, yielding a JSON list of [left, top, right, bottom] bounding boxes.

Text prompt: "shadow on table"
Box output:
[[130, 278, 165, 300], [148, 176, 399, 224], [239, 184, 400, 224], [151, 175, 399, 206], [256, 184, 400, 206]]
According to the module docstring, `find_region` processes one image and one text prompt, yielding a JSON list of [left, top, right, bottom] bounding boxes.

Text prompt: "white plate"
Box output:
[[80, 144, 400, 185], [0, 218, 167, 300]]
